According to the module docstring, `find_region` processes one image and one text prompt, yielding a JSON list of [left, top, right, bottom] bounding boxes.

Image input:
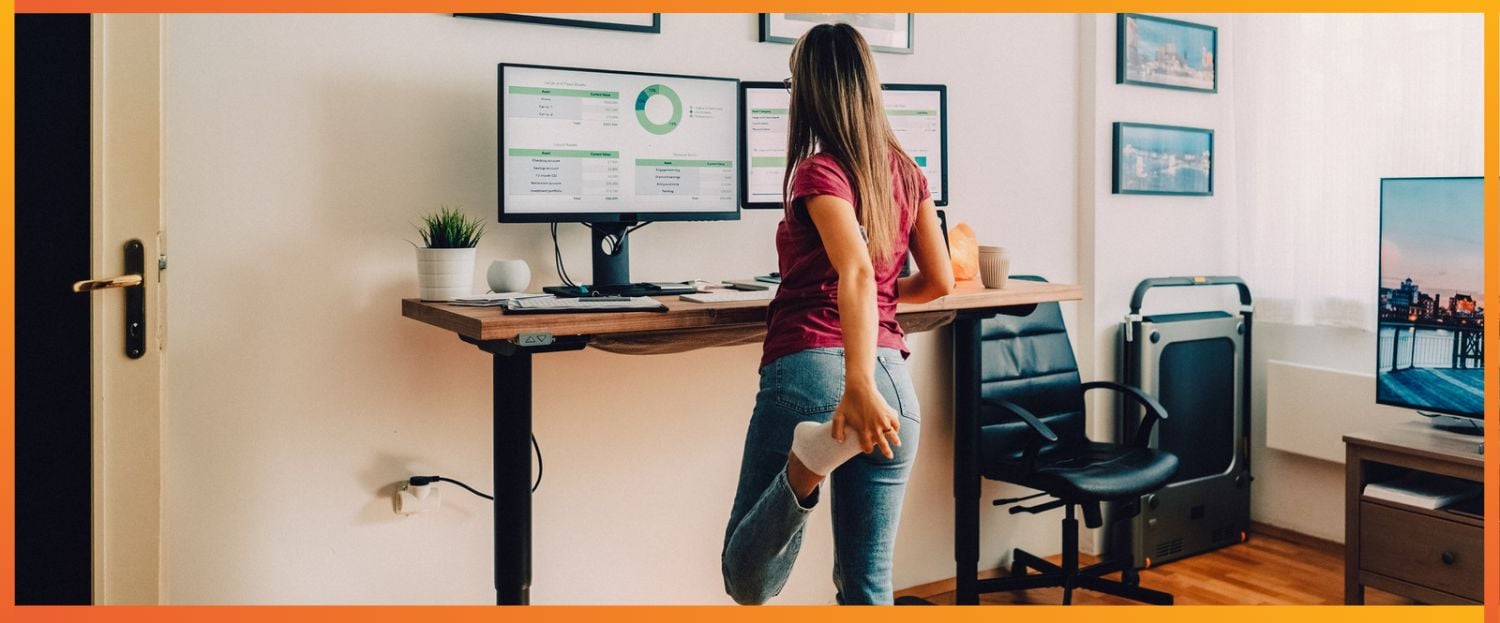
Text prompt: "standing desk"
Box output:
[[402, 279, 1083, 604]]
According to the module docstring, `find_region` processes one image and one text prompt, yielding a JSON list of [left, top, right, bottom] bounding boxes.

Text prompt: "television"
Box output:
[[1375, 177, 1484, 430], [739, 81, 947, 208], [499, 63, 740, 295]]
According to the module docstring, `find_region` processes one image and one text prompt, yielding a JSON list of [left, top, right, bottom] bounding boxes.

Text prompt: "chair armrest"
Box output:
[[1080, 381, 1168, 448], [981, 398, 1059, 475], [981, 398, 1060, 442]]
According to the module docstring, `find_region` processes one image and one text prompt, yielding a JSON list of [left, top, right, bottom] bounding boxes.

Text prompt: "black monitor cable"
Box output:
[[550, 223, 576, 288], [552, 221, 654, 286], [618, 221, 652, 253], [408, 434, 542, 496]]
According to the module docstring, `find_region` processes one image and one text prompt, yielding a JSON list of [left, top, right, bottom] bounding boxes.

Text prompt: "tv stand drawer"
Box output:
[[1359, 501, 1482, 602]]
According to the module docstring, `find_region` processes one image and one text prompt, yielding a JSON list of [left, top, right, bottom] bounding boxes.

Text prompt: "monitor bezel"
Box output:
[[499, 62, 742, 224], [738, 81, 949, 210], [1374, 175, 1485, 419]]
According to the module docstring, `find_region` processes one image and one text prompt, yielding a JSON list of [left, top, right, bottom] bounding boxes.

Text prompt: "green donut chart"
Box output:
[[635, 84, 682, 135]]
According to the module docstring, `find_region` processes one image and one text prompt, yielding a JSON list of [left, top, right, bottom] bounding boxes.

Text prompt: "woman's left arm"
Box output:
[[897, 198, 954, 303]]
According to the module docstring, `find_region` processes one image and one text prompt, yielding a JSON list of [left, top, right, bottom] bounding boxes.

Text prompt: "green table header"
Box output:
[[508, 148, 619, 158], [636, 159, 733, 167], [508, 86, 619, 99]]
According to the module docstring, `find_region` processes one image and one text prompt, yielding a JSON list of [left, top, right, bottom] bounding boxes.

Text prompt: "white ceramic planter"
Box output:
[[416, 247, 477, 301]]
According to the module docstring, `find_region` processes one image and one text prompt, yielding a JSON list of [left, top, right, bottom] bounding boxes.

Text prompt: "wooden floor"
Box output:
[[896, 531, 1416, 605]]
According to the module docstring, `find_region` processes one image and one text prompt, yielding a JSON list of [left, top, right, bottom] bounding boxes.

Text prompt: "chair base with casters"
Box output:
[[983, 500, 1172, 605]]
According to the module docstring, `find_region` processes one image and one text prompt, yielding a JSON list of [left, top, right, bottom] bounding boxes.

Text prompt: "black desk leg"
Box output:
[[953, 316, 982, 605], [493, 348, 532, 605]]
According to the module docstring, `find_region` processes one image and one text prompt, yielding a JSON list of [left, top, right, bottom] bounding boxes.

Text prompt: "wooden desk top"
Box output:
[[402, 279, 1082, 343]]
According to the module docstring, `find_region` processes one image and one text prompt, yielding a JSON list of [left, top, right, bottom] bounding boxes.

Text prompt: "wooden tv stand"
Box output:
[[1343, 421, 1484, 604]]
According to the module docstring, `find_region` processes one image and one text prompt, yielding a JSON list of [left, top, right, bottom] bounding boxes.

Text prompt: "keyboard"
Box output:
[[680, 290, 776, 304], [502, 296, 668, 314]]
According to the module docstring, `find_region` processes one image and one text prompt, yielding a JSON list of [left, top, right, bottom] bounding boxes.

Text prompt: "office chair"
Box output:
[[956, 276, 1179, 605]]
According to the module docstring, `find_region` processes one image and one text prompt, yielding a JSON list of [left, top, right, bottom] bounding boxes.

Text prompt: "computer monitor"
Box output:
[[500, 63, 740, 294], [740, 81, 948, 209], [1375, 177, 1484, 434]]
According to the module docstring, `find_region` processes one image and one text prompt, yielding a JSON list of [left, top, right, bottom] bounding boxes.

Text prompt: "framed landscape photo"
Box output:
[[455, 13, 660, 34], [1117, 13, 1217, 93], [760, 13, 914, 54], [1112, 122, 1214, 196]]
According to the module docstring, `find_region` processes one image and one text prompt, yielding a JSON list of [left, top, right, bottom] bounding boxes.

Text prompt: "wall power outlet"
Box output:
[[396, 482, 442, 515]]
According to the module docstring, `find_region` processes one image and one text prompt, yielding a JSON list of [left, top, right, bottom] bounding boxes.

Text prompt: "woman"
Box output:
[[721, 23, 955, 605]]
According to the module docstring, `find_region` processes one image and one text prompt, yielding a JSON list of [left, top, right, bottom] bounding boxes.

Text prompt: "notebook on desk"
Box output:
[[501, 296, 668, 314], [450, 292, 553, 307]]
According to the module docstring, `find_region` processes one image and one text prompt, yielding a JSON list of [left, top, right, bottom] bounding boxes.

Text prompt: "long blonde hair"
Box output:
[[784, 23, 923, 266]]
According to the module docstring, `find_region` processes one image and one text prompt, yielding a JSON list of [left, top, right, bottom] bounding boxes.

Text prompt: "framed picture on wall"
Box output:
[[760, 14, 914, 54], [1117, 13, 1217, 93], [454, 13, 661, 34], [1112, 122, 1214, 196]]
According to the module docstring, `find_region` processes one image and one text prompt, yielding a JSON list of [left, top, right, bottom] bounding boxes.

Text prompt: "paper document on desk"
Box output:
[[1363, 473, 1482, 510], [450, 292, 553, 307], [502, 296, 668, 314]]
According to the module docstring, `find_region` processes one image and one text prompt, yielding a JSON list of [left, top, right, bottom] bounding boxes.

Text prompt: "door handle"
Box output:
[[73, 239, 147, 358], [72, 274, 142, 292]]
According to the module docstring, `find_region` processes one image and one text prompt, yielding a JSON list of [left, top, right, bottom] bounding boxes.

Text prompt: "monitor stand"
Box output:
[[1423, 412, 1484, 437], [542, 222, 694, 298]]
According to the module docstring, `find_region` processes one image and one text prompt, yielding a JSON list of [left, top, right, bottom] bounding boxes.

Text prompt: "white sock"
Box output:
[[791, 420, 862, 476]]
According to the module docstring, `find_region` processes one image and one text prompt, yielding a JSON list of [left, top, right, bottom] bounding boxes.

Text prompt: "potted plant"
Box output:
[[413, 207, 485, 301]]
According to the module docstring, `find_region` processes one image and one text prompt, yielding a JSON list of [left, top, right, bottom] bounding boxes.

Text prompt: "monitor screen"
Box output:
[[1375, 177, 1484, 419], [741, 82, 948, 208], [500, 64, 740, 223]]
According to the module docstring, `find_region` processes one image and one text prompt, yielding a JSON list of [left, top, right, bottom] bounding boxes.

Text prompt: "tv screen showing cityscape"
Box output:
[[1376, 177, 1484, 418]]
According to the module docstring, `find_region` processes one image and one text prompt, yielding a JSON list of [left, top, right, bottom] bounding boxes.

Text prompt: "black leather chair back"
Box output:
[[979, 276, 1086, 464]]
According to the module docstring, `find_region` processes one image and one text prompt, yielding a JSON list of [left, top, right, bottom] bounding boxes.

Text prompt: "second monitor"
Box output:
[[740, 82, 948, 209]]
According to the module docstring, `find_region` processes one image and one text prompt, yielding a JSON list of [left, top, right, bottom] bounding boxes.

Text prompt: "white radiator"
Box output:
[[1265, 360, 1414, 463]]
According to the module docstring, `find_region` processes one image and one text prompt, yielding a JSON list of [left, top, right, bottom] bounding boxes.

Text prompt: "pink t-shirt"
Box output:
[[760, 152, 931, 369]]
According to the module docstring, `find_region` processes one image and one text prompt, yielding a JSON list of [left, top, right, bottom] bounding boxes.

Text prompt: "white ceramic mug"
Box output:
[[486, 259, 531, 293], [979, 246, 1010, 289]]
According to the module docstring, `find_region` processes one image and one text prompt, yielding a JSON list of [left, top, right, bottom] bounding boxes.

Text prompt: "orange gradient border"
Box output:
[[2, 0, 15, 613], [6, 0, 1499, 12], [2, 3, 1494, 623], [1483, 8, 1497, 623]]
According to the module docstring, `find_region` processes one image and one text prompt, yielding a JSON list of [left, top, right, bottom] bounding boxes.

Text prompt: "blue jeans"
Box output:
[[721, 347, 921, 605]]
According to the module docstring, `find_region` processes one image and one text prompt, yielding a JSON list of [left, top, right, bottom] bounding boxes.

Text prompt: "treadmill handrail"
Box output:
[[1129, 276, 1252, 315]]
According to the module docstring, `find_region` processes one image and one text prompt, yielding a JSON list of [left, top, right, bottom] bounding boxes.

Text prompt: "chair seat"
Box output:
[[982, 442, 1179, 501]]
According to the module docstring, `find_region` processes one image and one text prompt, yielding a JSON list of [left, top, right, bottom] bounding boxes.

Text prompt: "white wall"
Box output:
[[1075, 14, 1240, 554], [1235, 13, 1483, 543], [1078, 11, 1241, 411], [158, 13, 1080, 604]]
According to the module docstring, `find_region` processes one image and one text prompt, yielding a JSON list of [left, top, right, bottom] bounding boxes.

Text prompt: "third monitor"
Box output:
[[740, 82, 948, 209]]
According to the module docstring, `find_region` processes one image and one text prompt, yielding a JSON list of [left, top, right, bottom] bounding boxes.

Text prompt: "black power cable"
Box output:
[[409, 433, 543, 496]]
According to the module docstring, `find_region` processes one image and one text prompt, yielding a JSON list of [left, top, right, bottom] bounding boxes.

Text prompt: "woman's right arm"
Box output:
[[805, 194, 904, 459], [897, 198, 955, 303]]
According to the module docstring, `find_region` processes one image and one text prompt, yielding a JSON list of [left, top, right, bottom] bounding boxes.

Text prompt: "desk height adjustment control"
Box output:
[[517, 332, 555, 347]]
